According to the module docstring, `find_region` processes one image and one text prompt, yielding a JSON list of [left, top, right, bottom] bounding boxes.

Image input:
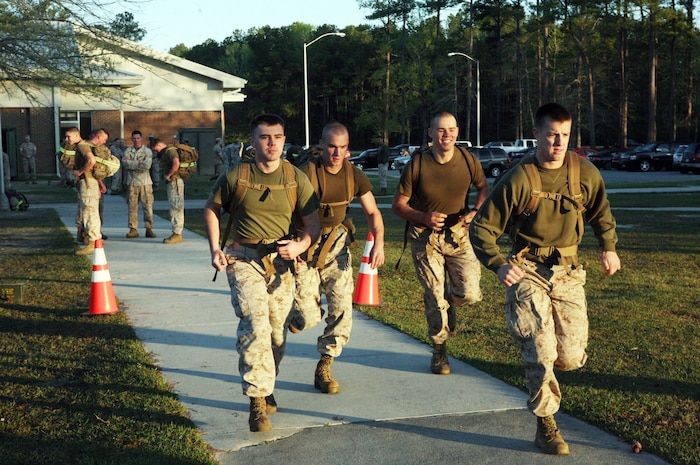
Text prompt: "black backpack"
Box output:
[[6, 189, 29, 211]]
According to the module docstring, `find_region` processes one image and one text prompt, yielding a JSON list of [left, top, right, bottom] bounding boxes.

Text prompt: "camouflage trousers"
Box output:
[[409, 222, 483, 345], [109, 167, 122, 192], [127, 184, 154, 230], [226, 245, 295, 397], [76, 177, 101, 241], [166, 178, 184, 235], [377, 162, 389, 189], [291, 225, 353, 358], [505, 259, 588, 417]]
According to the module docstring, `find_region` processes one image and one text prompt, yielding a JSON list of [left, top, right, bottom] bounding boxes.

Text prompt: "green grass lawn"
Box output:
[[2, 172, 700, 464]]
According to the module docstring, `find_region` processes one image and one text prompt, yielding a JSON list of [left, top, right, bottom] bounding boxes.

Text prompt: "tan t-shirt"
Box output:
[[398, 147, 485, 217], [301, 160, 372, 228], [212, 160, 319, 242]]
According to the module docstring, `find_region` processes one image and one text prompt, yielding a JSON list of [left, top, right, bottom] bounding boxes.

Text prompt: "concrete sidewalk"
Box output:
[[51, 194, 669, 464]]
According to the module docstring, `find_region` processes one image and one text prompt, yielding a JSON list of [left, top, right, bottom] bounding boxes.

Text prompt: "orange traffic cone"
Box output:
[[352, 232, 380, 306], [83, 239, 119, 316]]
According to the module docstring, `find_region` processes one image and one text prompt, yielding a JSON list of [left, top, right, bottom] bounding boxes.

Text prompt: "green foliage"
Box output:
[[0, 210, 216, 465], [108, 12, 146, 42]]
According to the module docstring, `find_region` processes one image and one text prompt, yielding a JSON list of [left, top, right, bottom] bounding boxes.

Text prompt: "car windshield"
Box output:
[[637, 143, 657, 152]]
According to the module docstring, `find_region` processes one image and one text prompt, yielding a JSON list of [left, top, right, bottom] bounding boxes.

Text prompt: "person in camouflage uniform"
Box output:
[[108, 137, 126, 194], [73, 128, 109, 255], [204, 114, 320, 433], [470, 103, 621, 456], [152, 139, 185, 244], [19, 134, 37, 184], [122, 130, 156, 239], [289, 122, 385, 395], [213, 137, 225, 177], [392, 111, 490, 376]]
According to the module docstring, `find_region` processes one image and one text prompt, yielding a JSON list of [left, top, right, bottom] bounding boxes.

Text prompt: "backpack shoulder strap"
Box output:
[[343, 159, 355, 203], [231, 161, 252, 213], [456, 145, 477, 180], [281, 159, 298, 212], [522, 161, 542, 216], [508, 156, 541, 242], [565, 151, 586, 241], [566, 151, 582, 200]]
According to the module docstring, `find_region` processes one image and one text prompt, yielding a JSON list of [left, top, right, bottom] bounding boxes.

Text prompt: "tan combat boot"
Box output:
[[75, 241, 95, 255], [163, 233, 182, 244], [265, 394, 278, 415], [430, 343, 451, 375], [314, 354, 340, 394], [126, 228, 139, 238], [248, 397, 272, 432], [535, 415, 570, 455], [145, 228, 156, 238]]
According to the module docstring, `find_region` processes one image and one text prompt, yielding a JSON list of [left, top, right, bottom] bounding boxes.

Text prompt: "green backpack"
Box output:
[[91, 145, 121, 180], [507, 151, 585, 244], [173, 143, 199, 179]]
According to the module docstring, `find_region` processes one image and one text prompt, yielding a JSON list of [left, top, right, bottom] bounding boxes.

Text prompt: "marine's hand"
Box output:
[[497, 263, 524, 287], [369, 243, 385, 269], [211, 249, 227, 272], [276, 239, 305, 261], [601, 250, 621, 276], [425, 211, 447, 231], [459, 210, 477, 225]]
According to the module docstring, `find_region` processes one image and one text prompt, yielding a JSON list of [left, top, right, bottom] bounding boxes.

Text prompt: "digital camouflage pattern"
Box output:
[[166, 178, 185, 235], [409, 222, 483, 345], [505, 260, 588, 417], [291, 225, 353, 357], [226, 246, 296, 397]]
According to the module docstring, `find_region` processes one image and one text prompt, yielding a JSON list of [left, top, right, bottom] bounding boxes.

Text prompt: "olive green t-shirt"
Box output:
[[470, 153, 618, 272], [160, 146, 180, 180], [75, 141, 95, 178], [211, 160, 320, 242], [301, 160, 373, 228], [398, 147, 486, 217]]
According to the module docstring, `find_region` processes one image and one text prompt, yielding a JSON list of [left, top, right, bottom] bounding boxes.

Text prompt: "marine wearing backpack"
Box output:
[[171, 143, 199, 179], [217, 159, 299, 276], [506, 151, 586, 263]]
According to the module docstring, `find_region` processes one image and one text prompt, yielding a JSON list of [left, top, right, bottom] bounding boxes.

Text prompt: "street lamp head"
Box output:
[[336, 33, 346, 38], [447, 52, 457, 57]]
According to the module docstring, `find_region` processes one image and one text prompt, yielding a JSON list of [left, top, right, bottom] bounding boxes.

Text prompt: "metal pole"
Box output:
[[303, 32, 345, 148], [303, 43, 310, 147], [475, 59, 481, 147], [447, 52, 481, 146]]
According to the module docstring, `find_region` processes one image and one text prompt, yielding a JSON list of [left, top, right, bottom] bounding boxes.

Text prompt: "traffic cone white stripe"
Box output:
[[352, 232, 380, 306], [84, 239, 119, 316]]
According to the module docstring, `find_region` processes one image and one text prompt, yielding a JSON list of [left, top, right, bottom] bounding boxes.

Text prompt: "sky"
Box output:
[[123, 0, 377, 52]]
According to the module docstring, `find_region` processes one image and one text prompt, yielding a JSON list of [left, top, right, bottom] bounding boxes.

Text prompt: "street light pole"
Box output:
[[447, 52, 481, 147], [304, 32, 345, 148]]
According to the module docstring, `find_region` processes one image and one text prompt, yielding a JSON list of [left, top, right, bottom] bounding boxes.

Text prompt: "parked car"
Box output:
[[391, 144, 411, 157], [587, 148, 615, 170], [680, 143, 700, 174], [391, 155, 411, 171], [573, 147, 599, 158], [472, 147, 510, 178], [349, 145, 404, 170], [483, 141, 514, 149], [672, 144, 689, 170], [498, 138, 537, 154], [616, 142, 680, 171]]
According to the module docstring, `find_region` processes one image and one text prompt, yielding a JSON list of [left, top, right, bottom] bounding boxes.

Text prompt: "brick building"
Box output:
[[1, 31, 246, 180]]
